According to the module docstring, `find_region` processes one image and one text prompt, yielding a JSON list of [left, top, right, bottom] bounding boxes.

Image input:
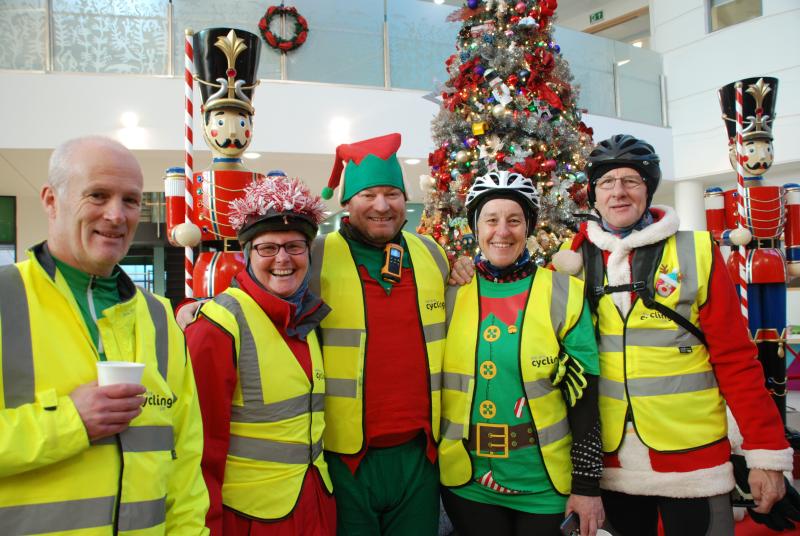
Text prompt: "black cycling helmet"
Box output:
[[465, 170, 540, 236], [585, 134, 661, 206]]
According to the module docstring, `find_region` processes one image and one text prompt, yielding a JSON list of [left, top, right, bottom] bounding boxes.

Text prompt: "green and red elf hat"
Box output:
[[322, 133, 406, 204]]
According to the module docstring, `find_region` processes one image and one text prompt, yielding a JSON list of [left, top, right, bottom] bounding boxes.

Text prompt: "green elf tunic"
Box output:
[[452, 274, 600, 513]]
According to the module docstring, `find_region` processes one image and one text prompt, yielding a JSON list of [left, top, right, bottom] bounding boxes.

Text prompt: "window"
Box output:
[[0, 197, 16, 266], [709, 0, 761, 32]]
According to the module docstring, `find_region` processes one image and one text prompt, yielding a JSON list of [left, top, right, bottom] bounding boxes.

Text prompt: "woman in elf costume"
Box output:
[[439, 170, 604, 535]]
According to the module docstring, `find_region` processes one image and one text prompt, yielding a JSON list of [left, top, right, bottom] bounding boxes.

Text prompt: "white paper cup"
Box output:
[[96, 361, 145, 386]]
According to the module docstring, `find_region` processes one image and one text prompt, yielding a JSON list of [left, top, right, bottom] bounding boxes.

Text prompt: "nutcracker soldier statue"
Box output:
[[704, 77, 800, 433], [165, 27, 265, 297]]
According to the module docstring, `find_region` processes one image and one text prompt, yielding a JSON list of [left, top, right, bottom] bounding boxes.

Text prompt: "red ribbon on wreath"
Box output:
[[258, 4, 309, 52]]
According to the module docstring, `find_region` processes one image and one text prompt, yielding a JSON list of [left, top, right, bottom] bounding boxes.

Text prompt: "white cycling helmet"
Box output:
[[466, 170, 540, 235]]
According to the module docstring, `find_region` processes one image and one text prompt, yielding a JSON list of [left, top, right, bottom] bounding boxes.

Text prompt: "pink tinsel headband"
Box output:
[[230, 175, 327, 233]]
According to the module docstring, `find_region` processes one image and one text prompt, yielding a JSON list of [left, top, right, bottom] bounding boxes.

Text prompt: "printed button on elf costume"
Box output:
[[479, 400, 497, 419], [480, 360, 497, 379], [483, 325, 501, 342]]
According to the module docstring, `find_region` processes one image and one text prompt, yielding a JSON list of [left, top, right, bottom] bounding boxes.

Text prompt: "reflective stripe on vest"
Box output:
[[596, 231, 725, 453], [118, 497, 167, 532], [312, 231, 447, 454], [0, 496, 115, 535], [0, 495, 166, 535], [439, 270, 584, 495], [142, 292, 169, 379], [0, 265, 34, 407], [228, 437, 323, 464], [230, 393, 325, 423], [90, 425, 175, 451], [600, 370, 718, 400], [212, 293, 266, 406]]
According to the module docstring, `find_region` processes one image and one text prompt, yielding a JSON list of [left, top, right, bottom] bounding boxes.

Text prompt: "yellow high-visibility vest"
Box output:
[[309, 231, 448, 454], [565, 231, 726, 453], [0, 246, 208, 535], [201, 286, 332, 519], [439, 269, 585, 495]]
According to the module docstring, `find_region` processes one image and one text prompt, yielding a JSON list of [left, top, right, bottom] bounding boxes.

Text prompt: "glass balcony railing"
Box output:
[[0, 0, 665, 126]]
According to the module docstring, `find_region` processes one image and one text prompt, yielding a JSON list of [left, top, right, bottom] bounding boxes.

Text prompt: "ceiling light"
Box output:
[[405, 158, 421, 165], [616, 59, 631, 66], [120, 111, 139, 128], [433, 0, 445, 4], [632, 41, 643, 48], [243, 152, 261, 159]]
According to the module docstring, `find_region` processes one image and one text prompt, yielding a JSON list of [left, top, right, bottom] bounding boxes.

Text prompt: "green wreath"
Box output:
[[258, 5, 309, 52]]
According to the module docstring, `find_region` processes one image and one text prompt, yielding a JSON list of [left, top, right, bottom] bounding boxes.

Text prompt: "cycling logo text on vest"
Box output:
[[143, 391, 175, 409], [530, 355, 558, 368], [426, 299, 445, 311]]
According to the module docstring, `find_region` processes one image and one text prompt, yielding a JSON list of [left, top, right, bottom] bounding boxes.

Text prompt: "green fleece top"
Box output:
[[53, 257, 121, 361]]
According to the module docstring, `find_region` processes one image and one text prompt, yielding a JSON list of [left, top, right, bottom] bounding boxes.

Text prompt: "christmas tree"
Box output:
[[418, 0, 594, 265]]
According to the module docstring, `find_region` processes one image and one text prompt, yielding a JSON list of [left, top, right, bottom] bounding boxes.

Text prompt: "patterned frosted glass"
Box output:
[[387, 0, 459, 91], [0, 0, 46, 70], [286, 0, 384, 86], [172, 0, 281, 80], [52, 0, 168, 74]]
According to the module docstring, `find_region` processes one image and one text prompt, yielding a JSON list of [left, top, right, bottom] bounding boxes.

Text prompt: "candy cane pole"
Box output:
[[735, 82, 748, 321], [184, 29, 195, 298]]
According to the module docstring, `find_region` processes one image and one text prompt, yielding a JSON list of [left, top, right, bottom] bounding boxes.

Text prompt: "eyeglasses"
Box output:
[[595, 175, 645, 190], [253, 240, 308, 257]]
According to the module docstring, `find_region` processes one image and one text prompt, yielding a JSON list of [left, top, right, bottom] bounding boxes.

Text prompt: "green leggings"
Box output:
[[327, 438, 440, 536]]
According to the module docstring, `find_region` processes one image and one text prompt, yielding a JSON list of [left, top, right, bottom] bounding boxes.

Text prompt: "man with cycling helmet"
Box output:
[[553, 134, 792, 535]]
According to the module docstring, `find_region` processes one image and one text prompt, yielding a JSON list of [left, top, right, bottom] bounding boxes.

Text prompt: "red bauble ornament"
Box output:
[[515, 1, 527, 14], [496, 151, 507, 162]]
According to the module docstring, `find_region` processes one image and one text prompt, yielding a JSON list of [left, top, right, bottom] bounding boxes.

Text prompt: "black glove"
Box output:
[[730, 454, 800, 531]]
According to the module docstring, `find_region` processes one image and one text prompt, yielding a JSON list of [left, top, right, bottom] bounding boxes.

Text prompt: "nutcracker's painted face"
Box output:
[[203, 107, 253, 158], [728, 139, 773, 176]]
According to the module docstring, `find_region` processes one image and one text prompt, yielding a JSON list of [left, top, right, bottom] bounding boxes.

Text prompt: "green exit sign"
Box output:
[[589, 10, 604, 24]]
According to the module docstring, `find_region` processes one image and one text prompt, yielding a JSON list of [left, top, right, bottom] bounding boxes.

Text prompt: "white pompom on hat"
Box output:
[[551, 249, 583, 275]]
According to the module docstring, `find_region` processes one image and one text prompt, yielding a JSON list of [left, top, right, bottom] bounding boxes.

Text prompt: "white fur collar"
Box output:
[[586, 205, 680, 316]]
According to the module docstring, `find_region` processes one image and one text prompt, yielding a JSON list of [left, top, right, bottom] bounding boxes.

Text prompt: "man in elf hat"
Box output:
[[310, 133, 450, 534]]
